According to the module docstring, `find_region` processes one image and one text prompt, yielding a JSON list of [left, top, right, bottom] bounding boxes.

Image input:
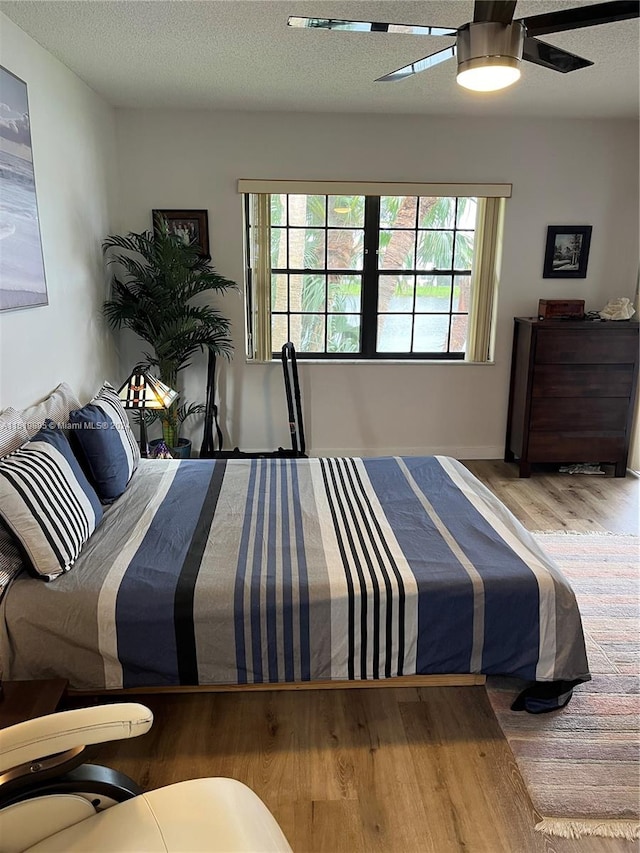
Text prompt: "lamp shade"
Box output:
[[117, 370, 178, 410]]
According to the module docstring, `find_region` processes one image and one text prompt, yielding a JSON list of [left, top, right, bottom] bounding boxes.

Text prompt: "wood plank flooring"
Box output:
[[464, 461, 639, 535], [86, 462, 639, 852]]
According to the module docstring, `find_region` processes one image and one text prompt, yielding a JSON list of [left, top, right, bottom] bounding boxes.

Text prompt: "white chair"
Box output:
[[0, 703, 292, 852]]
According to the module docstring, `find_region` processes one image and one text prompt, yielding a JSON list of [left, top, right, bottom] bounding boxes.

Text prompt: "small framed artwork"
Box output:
[[543, 225, 592, 279], [152, 209, 209, 255]]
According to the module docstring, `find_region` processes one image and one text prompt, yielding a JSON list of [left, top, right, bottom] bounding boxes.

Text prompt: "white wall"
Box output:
[[0, 13, 118, 410], [114, 109, 639, 457]]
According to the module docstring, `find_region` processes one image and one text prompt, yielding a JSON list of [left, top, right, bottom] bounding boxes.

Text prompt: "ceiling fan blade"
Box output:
[[520, 1, 639, 37], [375, 45, 456, 82], [473, 1, 518, 24], [523, 36, 594, 72], [287, 17, 457, 36]]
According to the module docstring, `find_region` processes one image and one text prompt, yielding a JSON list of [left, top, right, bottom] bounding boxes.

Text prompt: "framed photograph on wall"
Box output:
[[152, 209, 209, 255], [0, 66, 48, 312], [543, 225, 592, 279]]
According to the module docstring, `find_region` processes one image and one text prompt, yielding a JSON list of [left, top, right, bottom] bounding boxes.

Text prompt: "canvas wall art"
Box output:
[[0, 66, 47, 311]]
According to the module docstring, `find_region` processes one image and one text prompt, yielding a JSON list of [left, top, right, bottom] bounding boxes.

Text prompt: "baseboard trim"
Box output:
[[310, 447, 503, 460]]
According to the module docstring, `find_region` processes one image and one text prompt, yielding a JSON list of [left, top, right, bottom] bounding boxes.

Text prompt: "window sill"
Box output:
[[246, 358, 495, 366]]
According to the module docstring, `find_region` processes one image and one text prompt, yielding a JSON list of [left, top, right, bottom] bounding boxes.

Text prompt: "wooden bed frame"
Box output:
[[70, 674, 486, 696]]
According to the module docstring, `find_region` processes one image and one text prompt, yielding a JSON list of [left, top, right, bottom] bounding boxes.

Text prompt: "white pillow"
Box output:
[[21, 382, 81, 437], [0, 408, 28, 457]]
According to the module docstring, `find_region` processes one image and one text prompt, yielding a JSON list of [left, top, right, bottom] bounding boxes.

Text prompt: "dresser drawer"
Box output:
[[527, 434, 625, 463], [530, 397, 630, 432], [535, 328, 638, 364], [532, 363, 636, 398]]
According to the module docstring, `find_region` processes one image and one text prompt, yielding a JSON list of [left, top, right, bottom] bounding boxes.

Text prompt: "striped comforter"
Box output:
[[0, 456, 590, 691]]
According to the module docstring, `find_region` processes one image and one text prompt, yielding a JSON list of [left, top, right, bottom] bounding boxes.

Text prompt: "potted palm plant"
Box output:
[[103, 216, 237, 456]]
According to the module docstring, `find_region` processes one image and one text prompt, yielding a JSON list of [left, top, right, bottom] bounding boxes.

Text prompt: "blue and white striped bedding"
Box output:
[[0, 456, 590, 693]]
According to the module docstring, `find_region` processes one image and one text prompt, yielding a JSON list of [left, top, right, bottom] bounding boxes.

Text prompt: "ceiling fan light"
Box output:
[[456, 21, 524, 92], [457, 58, 521, 92]]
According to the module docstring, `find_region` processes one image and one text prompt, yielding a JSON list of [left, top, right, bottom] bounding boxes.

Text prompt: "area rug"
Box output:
[[487, 532, 639, 840]]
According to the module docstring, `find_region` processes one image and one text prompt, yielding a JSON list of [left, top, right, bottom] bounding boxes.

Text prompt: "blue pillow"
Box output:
[[69, 382, 140, 503], [0, 422, 103, 580]]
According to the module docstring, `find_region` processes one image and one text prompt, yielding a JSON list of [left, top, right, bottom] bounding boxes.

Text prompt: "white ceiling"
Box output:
[[1, 0, 638, 117]]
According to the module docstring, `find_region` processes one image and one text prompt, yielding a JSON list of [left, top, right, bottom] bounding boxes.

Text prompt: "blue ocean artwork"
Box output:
[[0, 66, 47, 311]]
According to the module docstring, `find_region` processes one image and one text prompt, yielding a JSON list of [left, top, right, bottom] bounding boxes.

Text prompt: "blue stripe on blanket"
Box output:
[[174, 460, 227, 684], [234, 460, 311, 684], [402, 457, 541, 679], [363, 457, 476, 674], [116, 462, 215, 687]]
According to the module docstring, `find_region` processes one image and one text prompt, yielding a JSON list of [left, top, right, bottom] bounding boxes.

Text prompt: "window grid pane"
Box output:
[[328, 275, 362, 313], [374, 196, 476, 356], [271, 274, 288, 312], [328, 314, 361, 353], [256, 193, 476, 358]]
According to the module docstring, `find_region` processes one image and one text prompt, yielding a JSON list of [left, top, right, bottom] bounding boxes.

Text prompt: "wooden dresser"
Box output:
[[505, 318, 639, 478]]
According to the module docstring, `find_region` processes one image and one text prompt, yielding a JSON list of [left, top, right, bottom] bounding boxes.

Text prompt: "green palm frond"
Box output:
[[103, 217, 238, 445], [177, 402, 206, 423]]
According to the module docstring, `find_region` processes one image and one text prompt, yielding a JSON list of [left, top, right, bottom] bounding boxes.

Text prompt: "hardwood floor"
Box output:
[[87, 461, 639, 853], [464, 460, 639, 535]]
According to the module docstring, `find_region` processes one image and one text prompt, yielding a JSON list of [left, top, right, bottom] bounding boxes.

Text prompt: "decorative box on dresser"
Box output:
[[505, 318, 639, 478]]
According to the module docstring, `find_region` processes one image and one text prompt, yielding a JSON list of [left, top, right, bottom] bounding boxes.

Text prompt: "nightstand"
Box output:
[[0, 679, 68, 728]]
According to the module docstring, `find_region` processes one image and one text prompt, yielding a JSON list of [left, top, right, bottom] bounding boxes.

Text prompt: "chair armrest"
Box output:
[[0, 703, 153, 773]]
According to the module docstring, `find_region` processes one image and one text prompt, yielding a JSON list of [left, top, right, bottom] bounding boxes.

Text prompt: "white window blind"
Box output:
[[248, 194, 272, 362], [466, 197, 506, 363]]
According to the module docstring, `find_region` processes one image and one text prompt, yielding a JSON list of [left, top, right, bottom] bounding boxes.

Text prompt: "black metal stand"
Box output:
[[200, 349, 223, 458], [200, 343, 307, 459], [139, 416, 149, 458]]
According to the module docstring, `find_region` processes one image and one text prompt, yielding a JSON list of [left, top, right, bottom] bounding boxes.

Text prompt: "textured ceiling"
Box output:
[[1, 0, 638, 117]]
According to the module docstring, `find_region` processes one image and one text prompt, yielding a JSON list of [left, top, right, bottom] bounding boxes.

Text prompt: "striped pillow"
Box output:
[[0, 423, 103, 580], [0, 519, 23, 595], [0, 408, 28, 457], [21, 382, 81, 437], [69, 381, 140, 503]]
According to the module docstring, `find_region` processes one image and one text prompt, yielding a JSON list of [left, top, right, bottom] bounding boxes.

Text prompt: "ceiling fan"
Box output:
[[287, 1, 639, 92]]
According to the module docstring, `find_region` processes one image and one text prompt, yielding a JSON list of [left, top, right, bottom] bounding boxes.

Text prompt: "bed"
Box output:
[[0, 455, 590, 708]]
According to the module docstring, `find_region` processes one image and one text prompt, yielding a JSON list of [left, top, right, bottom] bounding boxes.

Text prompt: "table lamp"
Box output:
[[118, 369, 178, 458]]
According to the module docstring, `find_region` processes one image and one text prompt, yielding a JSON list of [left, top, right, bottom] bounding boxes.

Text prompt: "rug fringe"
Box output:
[[532, 530, 638, 537], [535, 817, 640, 840]]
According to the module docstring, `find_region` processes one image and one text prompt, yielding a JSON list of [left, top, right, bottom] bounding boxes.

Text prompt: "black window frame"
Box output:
[[246, 194, 474, 360]]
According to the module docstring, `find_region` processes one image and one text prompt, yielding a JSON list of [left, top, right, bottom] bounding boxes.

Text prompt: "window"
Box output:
[[242, 181, 508, 362], [269, 193, 365, 355]]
